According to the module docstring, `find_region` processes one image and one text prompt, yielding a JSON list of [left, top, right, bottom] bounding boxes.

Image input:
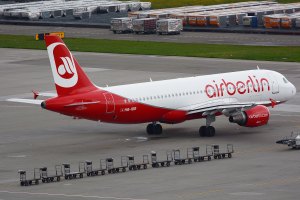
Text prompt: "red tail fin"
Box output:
[[45, 35, 97, 96]]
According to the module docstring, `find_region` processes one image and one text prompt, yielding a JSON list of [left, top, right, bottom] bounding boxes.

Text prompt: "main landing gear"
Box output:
[[146, 123, 162, 135], [199, 115, 216, 137]]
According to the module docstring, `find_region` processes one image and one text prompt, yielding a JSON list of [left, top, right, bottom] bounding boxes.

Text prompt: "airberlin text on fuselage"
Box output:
[[205, 75, 270, 98]]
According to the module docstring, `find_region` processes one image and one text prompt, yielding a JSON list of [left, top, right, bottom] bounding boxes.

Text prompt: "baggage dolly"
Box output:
[[126, 155, 149, 170], [85, 160, 106, 176], [150, 151, 172, 168], [211, 144, 234, 159], [173, 149, 192, 165], [18, 168, 40, 186], [187, 147, 212, 162], [39, 165, 62, 183], [104, 157, 127, 174], [63, 162, 85, 180]]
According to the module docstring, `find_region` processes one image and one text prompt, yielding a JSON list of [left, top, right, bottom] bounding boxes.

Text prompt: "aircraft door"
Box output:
[[269, 74, 279, 94], [103, 92, 115, 113]]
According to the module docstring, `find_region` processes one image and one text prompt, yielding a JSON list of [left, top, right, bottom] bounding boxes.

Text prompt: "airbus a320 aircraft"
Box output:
[[8, 36, 296, 137]]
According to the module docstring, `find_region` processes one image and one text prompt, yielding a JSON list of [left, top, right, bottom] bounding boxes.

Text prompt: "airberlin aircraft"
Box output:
[[8, 36, 296, 137]]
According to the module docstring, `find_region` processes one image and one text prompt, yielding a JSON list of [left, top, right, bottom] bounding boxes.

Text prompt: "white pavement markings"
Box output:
[[0, 191, 148, 200]]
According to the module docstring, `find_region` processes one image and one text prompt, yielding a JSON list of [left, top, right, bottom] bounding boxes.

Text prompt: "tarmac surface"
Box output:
[[1, 24, 300, 46], [0, 48, 300, 200]]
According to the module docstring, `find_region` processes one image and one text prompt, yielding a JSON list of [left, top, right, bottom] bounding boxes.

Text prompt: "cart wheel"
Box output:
[[35, 180, 39, 185], [46, 178, 50, 183], [42, 179, 45, 183], [65, 175, 68, 180], [113, 31, 116, 34], [175, 161, 178, 165], [193, 159, 197, 162], [222, 154, 225, 158], [57, 176, 60, 182], [51, 177, 54, 182], [228, 153, 232, 158], [143, 165, 147, 169], [129, 166, 132, 171], [214, 155, 217, 159], [137, 165, 141, 170], [152, 164, 156, 168], [20, 182, 24, 186], [161, 162, 165, 167], [108, 169, 111, 174], [122, 168, 126, 172], [29, 181, 32, 185], [208, 156, 211, 161], [218, 155, 222, 159], [188, 159, 192, 164], [182, 160, 185, 164], [101, 171, 105, 175], [95, 171, 99, 175], [133, 166, 137, 170], [166, 162, 170, 167], [24, 181, 29, 186], [73, 174, 76, 178], [80, 173, 83, 178]]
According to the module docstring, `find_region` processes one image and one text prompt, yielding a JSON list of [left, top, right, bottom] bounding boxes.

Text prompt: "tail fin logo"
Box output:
[[47, 42, 78, 88]]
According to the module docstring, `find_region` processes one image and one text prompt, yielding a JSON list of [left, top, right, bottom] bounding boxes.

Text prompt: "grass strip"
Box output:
[[0, 34, 299, 62]]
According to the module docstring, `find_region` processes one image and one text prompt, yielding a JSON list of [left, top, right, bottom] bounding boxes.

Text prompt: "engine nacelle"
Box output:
[[229, 105, 270, 127]]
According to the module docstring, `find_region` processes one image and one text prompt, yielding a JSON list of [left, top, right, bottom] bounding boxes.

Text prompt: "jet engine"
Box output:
[[229, 105, 270, 127]]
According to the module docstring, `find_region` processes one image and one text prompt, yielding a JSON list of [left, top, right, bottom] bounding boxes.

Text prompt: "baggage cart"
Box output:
[[18, 169, 40, 186], [63, 162, 85, 180], [187, 146, 212, 162], [110, 17, 133, 34], [104, 157, 127, 174], [156, 19, 182, 35], [276, 132, 300, 149], [126, 155, 149, 170], [211, 144, 234, 159], [150, 151, 172, 168], [132, 18, 157, 34], [85, 161, 106, 176], [173, 149, 192, 165], [39, 165, 62, 183]]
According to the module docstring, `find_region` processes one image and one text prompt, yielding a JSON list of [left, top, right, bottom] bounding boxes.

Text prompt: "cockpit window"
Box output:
[[283, 77, 288, 83]]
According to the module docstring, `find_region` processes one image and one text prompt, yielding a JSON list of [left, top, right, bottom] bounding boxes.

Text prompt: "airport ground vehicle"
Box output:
[[276, 132, 300, 149], [85, 161, 106, 176], [211, 144, 234, 159], [18, 169, 40, 186], [39, 166, 62, 183], [187, 146, 213, 162], [151, 151, 172, 167], [7, 36, 296, 137], [63, 163, 85, 179], [125, 155, 149, 170]]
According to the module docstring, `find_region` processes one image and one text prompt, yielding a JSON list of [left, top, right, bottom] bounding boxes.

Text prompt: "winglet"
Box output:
[[270, 98, 277, 108], [32, 90, 39, 99]]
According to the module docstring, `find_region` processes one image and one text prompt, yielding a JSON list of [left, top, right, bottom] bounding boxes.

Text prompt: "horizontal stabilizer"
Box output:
[[6, 98, 43, 105]]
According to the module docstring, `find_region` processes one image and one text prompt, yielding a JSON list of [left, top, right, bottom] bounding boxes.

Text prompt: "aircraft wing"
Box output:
[[185, 98, 275, 116], [6, 98, 43, 105]]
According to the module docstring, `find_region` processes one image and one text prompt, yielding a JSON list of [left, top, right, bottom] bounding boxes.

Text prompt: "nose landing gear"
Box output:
[[146, 123, 162, 135]]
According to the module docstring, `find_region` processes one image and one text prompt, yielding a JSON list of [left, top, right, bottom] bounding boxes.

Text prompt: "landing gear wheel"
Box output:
[[146, 123, 163, 135], [199, 126, 215, 137]]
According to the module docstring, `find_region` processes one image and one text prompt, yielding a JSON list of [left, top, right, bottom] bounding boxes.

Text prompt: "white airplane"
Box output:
[[7, 36, 297, 137]]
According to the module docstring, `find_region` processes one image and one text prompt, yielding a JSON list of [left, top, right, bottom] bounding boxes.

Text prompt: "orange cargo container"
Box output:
[[280, 17, 292, 29], [264, 15, 282, 28], [196, 16, 208, 26], [209, 16, 219, 26], [188, 16, 197, 26]]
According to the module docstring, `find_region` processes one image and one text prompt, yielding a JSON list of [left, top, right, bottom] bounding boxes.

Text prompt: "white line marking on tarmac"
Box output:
[[0, 191, 149, 200]]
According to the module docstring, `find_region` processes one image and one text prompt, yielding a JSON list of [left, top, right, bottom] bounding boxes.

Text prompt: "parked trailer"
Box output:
[[104, 157, 127, 174], [39, 165, 62, 183], [132, 18, 157, 34], [110, 17, 133, 34], [126, 155, 149, 170], [62, 162, 85, 180], [156, 19, 182, 35], [211, 144, 234, 159], [85, 161, 106, 176], [187, 146, 212, 162], [150, 151, 172, 168], [18, 169, 40, 186], [173, 149, 192, 165]]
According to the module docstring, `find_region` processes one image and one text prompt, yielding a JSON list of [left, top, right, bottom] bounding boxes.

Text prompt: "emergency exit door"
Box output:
[[103, 92, 115, 113]]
